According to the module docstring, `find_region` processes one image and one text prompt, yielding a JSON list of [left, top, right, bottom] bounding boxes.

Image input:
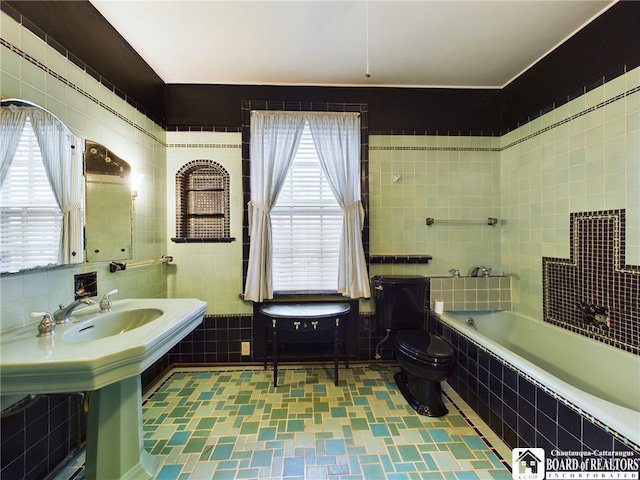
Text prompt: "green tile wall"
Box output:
[[368, 135, 502, 282], [501, 68, 640, 319], [0, 10, 168, 335]]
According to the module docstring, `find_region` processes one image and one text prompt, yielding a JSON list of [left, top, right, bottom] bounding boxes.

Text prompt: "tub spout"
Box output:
[[469, 266, 491, 277]]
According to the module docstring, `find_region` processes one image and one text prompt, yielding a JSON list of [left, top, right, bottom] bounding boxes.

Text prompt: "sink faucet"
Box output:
[[53, 298, 95, 324], [469, 265, 492, 277]]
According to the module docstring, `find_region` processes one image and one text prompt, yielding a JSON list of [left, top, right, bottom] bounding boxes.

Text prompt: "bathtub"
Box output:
[[434, 310, 640, 449]]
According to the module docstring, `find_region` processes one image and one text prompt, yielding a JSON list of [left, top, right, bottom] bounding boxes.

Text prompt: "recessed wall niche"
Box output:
[[172, 160, 234, 243]]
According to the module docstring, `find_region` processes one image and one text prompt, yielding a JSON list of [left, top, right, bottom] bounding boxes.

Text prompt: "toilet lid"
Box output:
[[394, 330, 454, 362]]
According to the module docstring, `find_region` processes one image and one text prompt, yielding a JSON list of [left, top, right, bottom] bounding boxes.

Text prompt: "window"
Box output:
[[244, 109, 370, 302], [1, 118, 62, 272], [271, 123, 342, 291]]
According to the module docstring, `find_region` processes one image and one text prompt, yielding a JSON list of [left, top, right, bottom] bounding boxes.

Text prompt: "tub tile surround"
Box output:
[[369, 134, 502, 278], [430, 276, 512, 312], [431, 315, 640, 456], [543, 209, 640, 355]]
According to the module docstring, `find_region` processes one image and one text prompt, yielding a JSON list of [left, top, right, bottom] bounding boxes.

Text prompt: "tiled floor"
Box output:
[[57, 364, 511, 479]]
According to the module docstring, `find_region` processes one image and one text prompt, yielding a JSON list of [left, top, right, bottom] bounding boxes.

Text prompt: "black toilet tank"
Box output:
[[372, 276, 429, 330]]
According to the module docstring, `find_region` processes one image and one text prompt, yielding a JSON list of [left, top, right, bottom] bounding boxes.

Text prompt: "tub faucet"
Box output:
[[576, 302, 610, 332], [469, 265, 491, 277], [53, 298, 95, 324]]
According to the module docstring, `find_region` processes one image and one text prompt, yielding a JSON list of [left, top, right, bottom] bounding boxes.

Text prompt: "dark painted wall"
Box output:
[[3, 1, 639, 134], [165, 84, 503, 134], [2, 0, 166, 124], [501, 0, 640, 132]]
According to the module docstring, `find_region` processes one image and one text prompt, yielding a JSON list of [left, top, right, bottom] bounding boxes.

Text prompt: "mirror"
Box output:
[[1, 100, 84, 274], [84, 141, 133, 262], [0, 101, 134, 273]]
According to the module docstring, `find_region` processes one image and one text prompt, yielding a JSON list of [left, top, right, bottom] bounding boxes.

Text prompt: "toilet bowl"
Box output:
[[372, 275, 455, 417], [393, 329, 455, 416]]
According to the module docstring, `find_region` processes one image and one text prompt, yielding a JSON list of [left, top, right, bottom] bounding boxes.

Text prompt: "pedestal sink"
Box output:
[[0, 298, 207, 479]]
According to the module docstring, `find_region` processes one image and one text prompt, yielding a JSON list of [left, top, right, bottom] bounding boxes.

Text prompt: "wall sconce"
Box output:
[[130, 172, 144, 200]]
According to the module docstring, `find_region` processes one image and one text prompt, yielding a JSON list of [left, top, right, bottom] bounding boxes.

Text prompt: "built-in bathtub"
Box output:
[[430, 310, 640, 452]]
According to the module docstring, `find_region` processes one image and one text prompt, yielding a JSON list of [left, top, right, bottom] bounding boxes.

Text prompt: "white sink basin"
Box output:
[[0, 298, 207, 395], [62, 308, 164, 343]]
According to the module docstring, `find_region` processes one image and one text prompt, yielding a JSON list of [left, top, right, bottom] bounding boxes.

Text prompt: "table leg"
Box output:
[[273, 327, 278, 387], [334, 326, 339, 386], [345, 322, 349, 369], [264, 325, 268, 371]]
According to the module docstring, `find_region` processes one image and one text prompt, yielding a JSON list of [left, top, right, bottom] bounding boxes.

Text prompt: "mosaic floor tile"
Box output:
[[54, 364, 510, 479]]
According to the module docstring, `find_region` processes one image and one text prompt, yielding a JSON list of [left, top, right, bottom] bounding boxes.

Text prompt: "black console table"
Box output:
[[260, 303, 351, 387]]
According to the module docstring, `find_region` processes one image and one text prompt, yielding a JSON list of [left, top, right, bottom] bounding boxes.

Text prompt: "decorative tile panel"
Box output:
[[543, 209, 640, 354]]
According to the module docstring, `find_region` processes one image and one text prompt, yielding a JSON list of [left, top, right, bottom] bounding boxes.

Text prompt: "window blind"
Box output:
[[271, 123, 343, 291], [0, 119, 62, 272]]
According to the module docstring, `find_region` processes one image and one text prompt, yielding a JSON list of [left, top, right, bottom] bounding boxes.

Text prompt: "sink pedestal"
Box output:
[[85, 375, 159, 479]]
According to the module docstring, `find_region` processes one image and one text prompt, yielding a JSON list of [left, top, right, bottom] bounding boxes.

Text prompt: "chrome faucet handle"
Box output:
[[449, 268, 461, 277], [482, 267, 492, 277], [53, 298, 95, 324], [31, 311, 55, 337], [99, 289, 118, 313]]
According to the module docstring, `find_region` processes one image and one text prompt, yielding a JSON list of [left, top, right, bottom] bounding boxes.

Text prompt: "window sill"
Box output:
[[268, 291, 344, 301], [171, 237, 236, 243]]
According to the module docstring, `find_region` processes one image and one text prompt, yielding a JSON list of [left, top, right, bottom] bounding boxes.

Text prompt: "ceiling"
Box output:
[[89, 0, 614, 89]]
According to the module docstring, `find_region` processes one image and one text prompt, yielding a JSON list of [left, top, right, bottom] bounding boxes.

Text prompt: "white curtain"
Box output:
[[29, 108, 85, 265], [243, 111, 306, 302], [307, 113, 370, 299], [244, 110, 371, 301], [0, 105, 28, 186]]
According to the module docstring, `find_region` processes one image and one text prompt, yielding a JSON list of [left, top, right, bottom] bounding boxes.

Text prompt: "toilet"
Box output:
[[372, 275, 455, 416]]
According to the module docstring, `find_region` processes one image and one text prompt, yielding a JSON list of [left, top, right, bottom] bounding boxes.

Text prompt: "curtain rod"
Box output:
[[2, 98, 74, 138], [251, 111, 360, 117]]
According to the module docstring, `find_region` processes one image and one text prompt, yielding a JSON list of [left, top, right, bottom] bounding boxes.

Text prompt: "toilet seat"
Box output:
[[394, 330, 454, 367]]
